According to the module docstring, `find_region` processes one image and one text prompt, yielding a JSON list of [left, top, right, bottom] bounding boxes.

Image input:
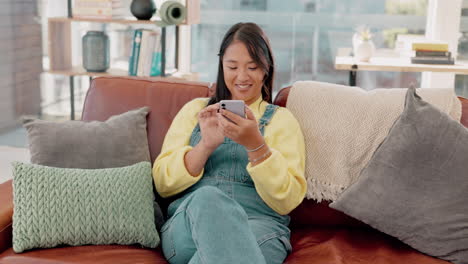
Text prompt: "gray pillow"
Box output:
[[24, 107, 151, 169], [330, 86, 468, 264]]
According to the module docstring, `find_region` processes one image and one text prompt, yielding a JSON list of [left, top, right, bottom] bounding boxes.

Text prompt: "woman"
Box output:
[[153, 22, 306, 264]]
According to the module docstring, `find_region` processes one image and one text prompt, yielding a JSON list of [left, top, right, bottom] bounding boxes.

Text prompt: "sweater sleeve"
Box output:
[[152, 98, 207, 198], [246, 107, 307, 215]]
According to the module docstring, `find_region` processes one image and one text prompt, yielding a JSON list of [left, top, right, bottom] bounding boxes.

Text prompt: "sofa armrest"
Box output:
[[0, 180, 13, 253]]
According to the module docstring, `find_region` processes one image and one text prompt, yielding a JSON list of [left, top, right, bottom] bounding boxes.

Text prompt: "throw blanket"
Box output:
[[287, 81, 462, 202]]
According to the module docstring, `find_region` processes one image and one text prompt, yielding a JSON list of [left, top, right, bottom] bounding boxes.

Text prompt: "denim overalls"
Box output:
[[161, 104, 292, 264]]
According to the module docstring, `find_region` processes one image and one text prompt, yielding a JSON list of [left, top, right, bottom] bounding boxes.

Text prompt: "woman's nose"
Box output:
[[237, 68, 249, 82]]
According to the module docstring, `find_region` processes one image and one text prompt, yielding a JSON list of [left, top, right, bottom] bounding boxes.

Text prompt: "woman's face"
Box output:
[[222, 40, 265, 105]]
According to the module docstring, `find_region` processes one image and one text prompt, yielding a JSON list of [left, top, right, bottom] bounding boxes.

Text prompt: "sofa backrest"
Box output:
[[82, 77, 211, 163], [82, 77, 468, 228], [273, 86, 468, 128]]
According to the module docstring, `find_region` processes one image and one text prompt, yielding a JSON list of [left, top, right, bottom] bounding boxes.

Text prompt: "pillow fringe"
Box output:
[[305, 177, 346, 202]]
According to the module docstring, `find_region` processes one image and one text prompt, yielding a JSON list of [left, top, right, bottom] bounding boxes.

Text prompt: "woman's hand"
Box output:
[[198, 103, 225, 151], [217, 106, 264, 150]]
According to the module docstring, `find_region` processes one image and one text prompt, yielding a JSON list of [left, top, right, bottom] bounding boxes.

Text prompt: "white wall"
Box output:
[[0, 0, 42, 132], [422, 0, 462, 89]]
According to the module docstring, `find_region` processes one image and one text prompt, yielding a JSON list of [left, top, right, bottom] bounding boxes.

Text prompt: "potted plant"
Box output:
[[352, 26, 376, 62]]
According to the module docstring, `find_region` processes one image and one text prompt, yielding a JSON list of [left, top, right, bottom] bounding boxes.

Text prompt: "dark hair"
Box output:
[[208, 22, 275, 105]]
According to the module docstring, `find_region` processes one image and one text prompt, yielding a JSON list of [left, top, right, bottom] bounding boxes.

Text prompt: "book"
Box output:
[[137, 30, 151, 76], [137, 30, 158, 77], [128, 29, 143, 76], [415, 51, 451, 57], [412, 56, 452, 61], [150, 33, 162, 76], [411, 57, 455, 65], [412, 42, 449, 52], [150, 52, 162, 76], [144, 32, 159, 76]]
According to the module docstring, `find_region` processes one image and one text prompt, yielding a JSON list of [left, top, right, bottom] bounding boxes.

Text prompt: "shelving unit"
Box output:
[[47, 0, 200, 120], [47, 17, 169, 78], [48, 67, 129, 77]]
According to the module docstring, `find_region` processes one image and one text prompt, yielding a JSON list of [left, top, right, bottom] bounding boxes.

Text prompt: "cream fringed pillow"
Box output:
[[286, 81, 461, 201]]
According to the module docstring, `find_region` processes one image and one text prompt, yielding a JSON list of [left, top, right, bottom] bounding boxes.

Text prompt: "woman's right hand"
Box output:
[[198, 103, 225, 151]]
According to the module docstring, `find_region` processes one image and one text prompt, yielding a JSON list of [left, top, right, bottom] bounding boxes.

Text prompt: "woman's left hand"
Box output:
[[217, 106, 264, 149]]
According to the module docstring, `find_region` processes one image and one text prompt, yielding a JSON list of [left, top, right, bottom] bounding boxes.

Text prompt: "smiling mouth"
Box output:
[[236, 84, 251, 91]]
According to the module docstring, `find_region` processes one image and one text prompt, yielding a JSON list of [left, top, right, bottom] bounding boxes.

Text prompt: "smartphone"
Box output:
[[219, 100, 245, 118]]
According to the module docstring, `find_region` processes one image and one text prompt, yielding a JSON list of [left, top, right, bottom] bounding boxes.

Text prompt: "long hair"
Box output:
[[208, 22, 275, 105]]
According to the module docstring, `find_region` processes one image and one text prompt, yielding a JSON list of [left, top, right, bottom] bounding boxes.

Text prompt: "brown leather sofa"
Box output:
[[1, 76, 466, 264]]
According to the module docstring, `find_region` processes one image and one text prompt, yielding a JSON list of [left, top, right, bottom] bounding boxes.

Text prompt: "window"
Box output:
[[191, 0, 428, 93], [456, 0, 468, 97]]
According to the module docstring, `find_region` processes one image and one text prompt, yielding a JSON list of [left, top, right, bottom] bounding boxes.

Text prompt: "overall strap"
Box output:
[[258, 104, 279, 134]]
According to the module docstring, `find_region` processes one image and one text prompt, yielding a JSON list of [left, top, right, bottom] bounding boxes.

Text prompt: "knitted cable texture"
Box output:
[[12, 161, 159, 253]]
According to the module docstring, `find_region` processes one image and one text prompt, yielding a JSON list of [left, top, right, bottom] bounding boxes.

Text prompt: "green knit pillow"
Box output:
[[12, 161, 160, 253]]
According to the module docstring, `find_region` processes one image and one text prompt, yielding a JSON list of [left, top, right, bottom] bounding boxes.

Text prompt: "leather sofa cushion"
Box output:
[[285, 227, 450, 264], [0, 228, 449, 264], [0, 245, 167, 264]]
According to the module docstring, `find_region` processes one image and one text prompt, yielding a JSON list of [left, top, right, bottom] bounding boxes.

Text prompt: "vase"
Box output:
[[130, 0, 156, 20], [352, 32, 361, 56], [159, 0, 186, 25], [354, 40, 375, 62], [82, 31, 110, 72]]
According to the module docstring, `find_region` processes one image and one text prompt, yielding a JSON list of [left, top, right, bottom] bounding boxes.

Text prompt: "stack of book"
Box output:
[[128, 29, 162, 77], [73, 0, 124, 19], [411, 42, 454, 65]]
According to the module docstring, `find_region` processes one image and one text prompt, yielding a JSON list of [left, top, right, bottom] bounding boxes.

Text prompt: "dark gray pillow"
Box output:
[[24, 107, 151, 169], [330, 87, 468, 264]]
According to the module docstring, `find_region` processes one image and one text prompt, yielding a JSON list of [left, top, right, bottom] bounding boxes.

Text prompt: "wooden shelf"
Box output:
[[47, 67, 129, 77], [49, 0, 200, 26], [48, 17, 162, 25], [47, 67, 199, 81]]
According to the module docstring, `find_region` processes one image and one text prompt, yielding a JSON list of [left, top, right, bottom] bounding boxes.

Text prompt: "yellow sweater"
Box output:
[[153, 96, 306, 215]]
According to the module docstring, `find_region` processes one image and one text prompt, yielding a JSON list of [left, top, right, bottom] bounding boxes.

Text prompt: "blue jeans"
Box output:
[[161, 186, 292, 264]]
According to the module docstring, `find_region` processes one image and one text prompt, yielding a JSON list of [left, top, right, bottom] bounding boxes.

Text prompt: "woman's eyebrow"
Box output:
[[224, 60, 257, 65]]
